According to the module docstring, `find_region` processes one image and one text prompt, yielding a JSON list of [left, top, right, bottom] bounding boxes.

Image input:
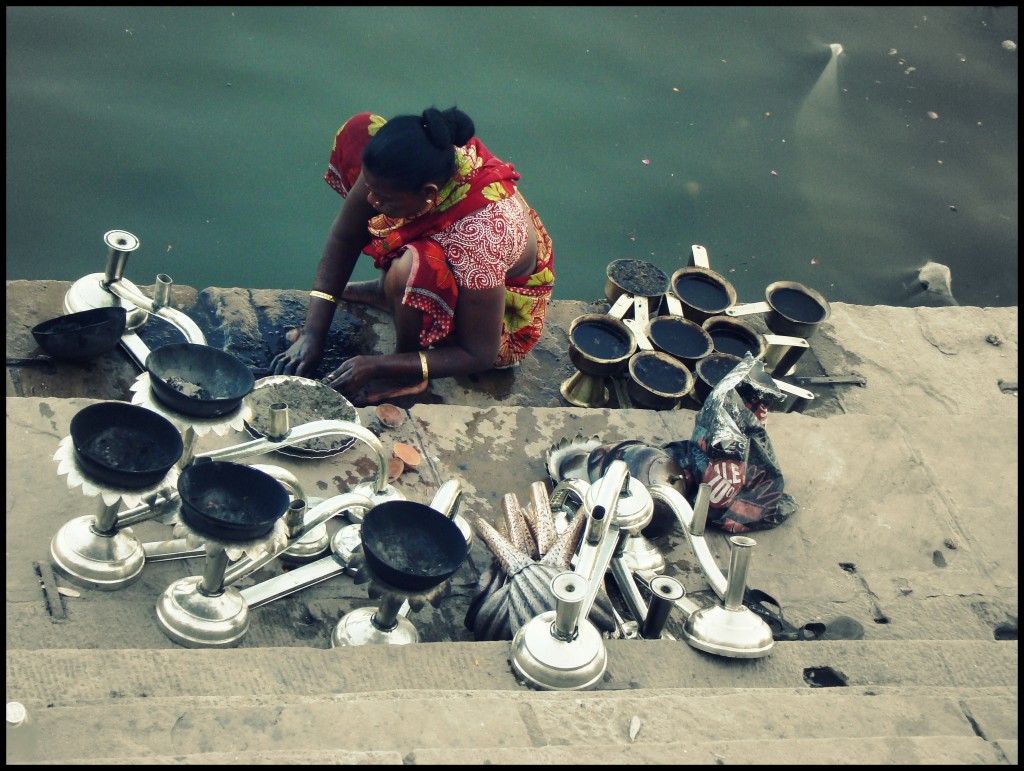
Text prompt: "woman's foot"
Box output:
[[342, 279, 388, 311]]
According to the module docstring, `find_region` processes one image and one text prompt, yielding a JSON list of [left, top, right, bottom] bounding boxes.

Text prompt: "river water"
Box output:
[[6, 6, 1018, 307]]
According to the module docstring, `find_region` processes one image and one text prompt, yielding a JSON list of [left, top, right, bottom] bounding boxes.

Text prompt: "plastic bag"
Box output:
[[681, 353, 798, 532]]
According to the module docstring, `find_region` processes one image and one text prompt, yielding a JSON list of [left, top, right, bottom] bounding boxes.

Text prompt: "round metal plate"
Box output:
[[243, 375, 360, 458]]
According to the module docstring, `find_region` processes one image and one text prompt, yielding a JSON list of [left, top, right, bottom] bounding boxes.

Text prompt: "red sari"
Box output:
[[325, 112, 555, 367]]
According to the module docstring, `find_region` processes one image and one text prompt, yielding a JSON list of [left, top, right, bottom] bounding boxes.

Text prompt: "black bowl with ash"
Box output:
[[70, 401, 184, 488], [177, 460, 291, 541], [146, 343, 255, 418]]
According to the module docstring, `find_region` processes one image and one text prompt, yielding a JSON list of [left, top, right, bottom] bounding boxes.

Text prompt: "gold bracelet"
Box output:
[[418, 350, 429, 382], [309, 290, 337, 304]]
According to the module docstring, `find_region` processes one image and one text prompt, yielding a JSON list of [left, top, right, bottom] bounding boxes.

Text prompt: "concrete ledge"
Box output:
[[7, 681, 1017, 762]]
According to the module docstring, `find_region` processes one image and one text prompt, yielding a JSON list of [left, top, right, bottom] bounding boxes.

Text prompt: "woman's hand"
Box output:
[[269, 328, 325, 377], [320, 354, 378, 400]]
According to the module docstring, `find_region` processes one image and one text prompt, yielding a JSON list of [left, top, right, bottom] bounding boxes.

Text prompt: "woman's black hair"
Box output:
[[362, 106, 475, 192]]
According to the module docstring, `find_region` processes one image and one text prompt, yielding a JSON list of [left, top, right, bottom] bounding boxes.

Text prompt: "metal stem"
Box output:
[[552, 572, 587, 641], [584, 505, 607, 545], [690, 483, 711, 537], [199, 544, 230, 596], [93, 498, 121, 535], [723, 536, 756, 610], [640, 575, 685, 639], [102, 230, 139, 284], [284, 499, 307, 539], [371, 593, 406, 631], [117, 491, 177, 528], [610, 557, 649, 621], [267, 403, 289, 440], [198, 420, 390, 495], [153, 274, 173, 309], [176, 426, 198, 470]]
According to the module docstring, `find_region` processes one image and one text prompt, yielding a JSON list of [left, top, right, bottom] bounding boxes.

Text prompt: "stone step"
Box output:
[[6, 640, 1017, 705], [7, 685, 1016, 763], [44, 736, 1019, 766], [409, 735, 1020, 766]]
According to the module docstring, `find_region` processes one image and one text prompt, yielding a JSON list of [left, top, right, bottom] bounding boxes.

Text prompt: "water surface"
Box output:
[[6, 7, 1018, 307]]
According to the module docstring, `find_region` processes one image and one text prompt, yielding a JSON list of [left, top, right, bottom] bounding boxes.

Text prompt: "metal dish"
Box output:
[[178, 460, 290, 541], [146, 343, 255, 418], [360, 500, 469, 591], [32, 306, 127, 361], [243, 375, 360, 458], [70, 401, 184, 489]]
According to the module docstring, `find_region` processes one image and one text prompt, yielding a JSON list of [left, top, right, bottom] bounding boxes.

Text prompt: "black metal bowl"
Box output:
[[32, 307, 127, 361], [177, 460, 290, 541], [70, 401, 184, 489], [146, 343, 255, 418], [360, 501, 469, 591]]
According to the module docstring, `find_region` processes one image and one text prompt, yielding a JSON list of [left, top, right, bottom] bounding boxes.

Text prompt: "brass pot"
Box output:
[[726, 280, 831, 339], [646, 315, 715, 370], [567, 314, 637, 377], [605, 259, 669, 316], [701, 316, 767, 360], [693, 352, 744, 404], [626, 351, 694, 410], [669, 266, 737, 324]]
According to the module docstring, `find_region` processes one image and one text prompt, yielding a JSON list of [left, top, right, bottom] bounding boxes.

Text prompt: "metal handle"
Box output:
[[689, 245, 710, 268], [430, 479, 463, 519], [726, 301, 771, 317]]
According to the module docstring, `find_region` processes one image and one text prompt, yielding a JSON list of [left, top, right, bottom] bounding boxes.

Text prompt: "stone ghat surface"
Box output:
[[5, 279, 1018, 764]]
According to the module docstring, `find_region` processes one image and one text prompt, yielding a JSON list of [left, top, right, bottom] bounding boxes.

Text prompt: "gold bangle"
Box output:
[[418, 350, 429, 382], [309, 290, 337, 304]]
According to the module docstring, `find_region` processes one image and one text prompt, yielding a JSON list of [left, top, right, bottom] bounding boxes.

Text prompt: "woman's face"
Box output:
[[362, 169, 435, 220]]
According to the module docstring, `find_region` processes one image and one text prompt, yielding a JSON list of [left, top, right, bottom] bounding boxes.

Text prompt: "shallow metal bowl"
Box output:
[[70, 401, 184, 488], [146, 343, 255, 418], [32, 307, 127, 361], [178, 460, 290, 541]]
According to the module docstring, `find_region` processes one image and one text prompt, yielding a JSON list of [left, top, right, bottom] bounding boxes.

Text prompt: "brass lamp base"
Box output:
[[560, 371, 610, 408]]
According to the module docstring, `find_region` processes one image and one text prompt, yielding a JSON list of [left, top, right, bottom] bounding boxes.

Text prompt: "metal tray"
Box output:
[[243, 375, 360, 458]]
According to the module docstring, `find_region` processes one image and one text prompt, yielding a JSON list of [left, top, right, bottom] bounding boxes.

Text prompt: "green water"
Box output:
[[6, 7, 1018, 307]]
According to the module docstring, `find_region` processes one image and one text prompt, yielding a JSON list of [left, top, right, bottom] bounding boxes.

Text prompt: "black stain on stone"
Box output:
[[993, 621, 1018, 641], [932, 550, 947, 568], [803, 666, 848, 688]]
